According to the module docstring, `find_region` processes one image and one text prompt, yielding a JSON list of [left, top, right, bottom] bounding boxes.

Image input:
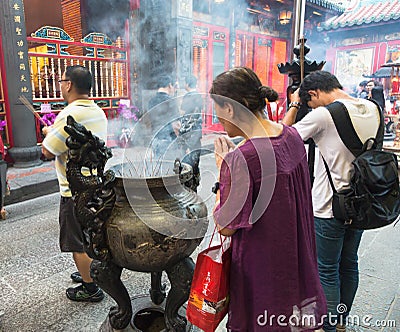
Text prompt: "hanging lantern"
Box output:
[[382, 63, 400, 94], [279, 10, 292, 25], [392, 68, 399, 94], [393, 77, 399, 94]]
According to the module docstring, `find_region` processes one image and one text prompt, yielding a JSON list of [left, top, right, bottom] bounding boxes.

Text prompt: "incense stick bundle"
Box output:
[[19, 95, 48, 126]]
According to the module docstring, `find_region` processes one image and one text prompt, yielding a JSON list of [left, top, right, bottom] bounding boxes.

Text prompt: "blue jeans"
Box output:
[[314, 217, 363, 331]]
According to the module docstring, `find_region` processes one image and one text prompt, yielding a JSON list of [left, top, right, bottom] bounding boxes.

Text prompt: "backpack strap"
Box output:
[[322, 156, 350, 221], [322, 156, 337, 193], [322, 99, 383, 191], [325, 101, 363, 157], [367, 98, 385, 150], [307, 138, 316, 187], [325, 100, 384, 157]]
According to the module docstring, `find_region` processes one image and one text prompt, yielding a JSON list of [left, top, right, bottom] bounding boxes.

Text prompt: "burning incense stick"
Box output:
[[19, 95, 48, 126], [154, 155, 163, 177], [121, 156, 171, 178]]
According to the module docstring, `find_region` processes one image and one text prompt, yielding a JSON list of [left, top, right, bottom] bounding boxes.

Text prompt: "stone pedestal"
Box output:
[[8, 146, 43, 168]]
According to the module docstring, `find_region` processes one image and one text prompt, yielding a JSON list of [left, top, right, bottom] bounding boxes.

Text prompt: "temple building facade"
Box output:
[[4, 0, 399, 166]]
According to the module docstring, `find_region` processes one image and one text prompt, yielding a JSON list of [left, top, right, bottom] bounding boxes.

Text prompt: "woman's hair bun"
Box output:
[[259, 86, 279, 102]]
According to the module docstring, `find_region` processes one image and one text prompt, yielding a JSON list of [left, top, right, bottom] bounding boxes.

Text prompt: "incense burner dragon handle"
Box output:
[[64, 115, 116, 261], [65, 116, 134, 330]]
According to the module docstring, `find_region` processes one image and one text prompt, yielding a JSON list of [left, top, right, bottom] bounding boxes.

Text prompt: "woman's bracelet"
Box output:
[[288, 102, 301, 110]]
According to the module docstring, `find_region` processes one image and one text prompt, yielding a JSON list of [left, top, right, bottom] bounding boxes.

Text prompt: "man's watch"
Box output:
[[288, 102, 301, 110], [212, 182, 220, 194]]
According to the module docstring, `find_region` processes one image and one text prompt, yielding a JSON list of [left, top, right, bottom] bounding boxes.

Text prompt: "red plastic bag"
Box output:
[[187, 234, 231, 332]]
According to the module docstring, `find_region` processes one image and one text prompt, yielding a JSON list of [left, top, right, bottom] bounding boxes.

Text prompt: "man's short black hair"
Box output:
[[157, 75, 173, 89], [299, 71, 343, 105], [65, 65, 92, 94], [185, 75, 197, 89], [367, 79, 382, 87]]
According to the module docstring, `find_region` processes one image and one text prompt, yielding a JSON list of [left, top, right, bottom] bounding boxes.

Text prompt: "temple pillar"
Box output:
[[0, 0, 42, 167], [173, 0, 193, 87], [138, 0, 193, 90]]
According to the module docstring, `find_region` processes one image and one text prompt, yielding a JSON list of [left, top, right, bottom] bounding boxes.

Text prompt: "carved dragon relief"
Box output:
[[65, 115, 116, 261]]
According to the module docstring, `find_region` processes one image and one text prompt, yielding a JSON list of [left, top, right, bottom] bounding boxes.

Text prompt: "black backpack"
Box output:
[[323, 101, 400, 230]]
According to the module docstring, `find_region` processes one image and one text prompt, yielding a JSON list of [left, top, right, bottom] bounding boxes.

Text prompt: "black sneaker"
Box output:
[[70, 271, 83, 283], [66, 284, 104, 302]]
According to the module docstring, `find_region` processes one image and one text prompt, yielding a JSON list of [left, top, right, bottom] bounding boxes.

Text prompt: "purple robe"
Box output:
[[214, 126, 326, 331]]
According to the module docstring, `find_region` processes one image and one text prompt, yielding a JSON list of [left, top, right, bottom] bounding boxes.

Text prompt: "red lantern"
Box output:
[[392, 77, 399, 94], [130, 0, 140, 11]]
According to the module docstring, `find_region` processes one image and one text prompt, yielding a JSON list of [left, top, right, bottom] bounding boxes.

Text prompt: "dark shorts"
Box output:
[[59, 196, 84, 253]]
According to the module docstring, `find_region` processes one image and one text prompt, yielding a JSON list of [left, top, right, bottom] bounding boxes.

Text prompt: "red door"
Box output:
[[193, 22, 229, 133], [235, 31, 288, 121]]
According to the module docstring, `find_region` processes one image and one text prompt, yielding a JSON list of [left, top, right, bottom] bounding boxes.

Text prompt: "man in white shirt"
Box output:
[[42, 65, 107, 302], [283, 71, 381, 332]]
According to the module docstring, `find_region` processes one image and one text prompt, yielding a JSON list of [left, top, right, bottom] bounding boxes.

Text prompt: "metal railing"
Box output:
[[27, 26, 129, 107], [26, 26, 130, 143]]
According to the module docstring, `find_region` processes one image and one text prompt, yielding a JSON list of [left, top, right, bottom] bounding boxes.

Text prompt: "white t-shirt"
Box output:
[[294, 98, 380, 218], [42, 100, 108, 197]]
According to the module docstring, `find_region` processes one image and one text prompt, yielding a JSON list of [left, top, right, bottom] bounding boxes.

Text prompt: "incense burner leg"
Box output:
[[164, 257, 195, 331], [91, 260, 132, 330], [150, 271, 167, 305]]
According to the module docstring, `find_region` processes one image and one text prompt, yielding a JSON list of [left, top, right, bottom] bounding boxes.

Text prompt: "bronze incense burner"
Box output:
[[64, 116, 208, 331]]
